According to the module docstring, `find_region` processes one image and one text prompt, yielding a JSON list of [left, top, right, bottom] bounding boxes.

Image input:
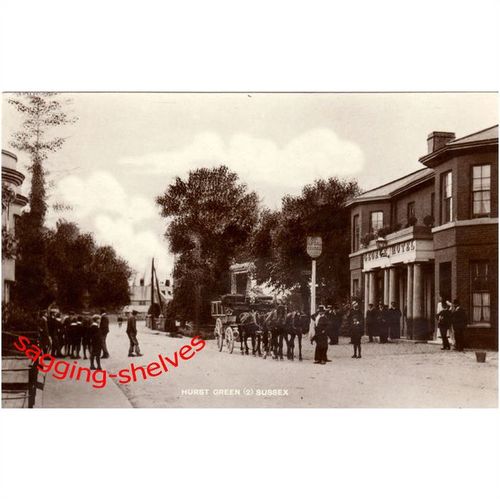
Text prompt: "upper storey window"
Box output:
[[352, 214, 360, 252], [441, 171, 453, 224], [370, 211, 384, 233], [472, 164, 491, 217]]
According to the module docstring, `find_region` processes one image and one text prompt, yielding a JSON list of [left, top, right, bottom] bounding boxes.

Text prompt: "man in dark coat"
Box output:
[[89, 314, 103, 370], [81, 313, 91, 360], [311, 307, 329, 364], [326, 305, 342, 345], [347, 302, 364, 358], [126, 310, 142, 357], [377, 304, 390, 343], [436, 302, 452, 350], [47, 310, 58, 357], [68, 314, 80, 358], [99, 309, 110, 358], [63, 313, 73, 356], [388, 302, 402, 339], [365, 303, 377, 342], [451, 299, 467, 352]]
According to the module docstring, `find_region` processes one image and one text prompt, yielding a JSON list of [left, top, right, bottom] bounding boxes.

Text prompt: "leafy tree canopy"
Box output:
[[156, 165, 259, 321], [251, 177, 361, 307]]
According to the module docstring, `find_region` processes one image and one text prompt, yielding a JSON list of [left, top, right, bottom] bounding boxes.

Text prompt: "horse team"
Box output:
[[237, 304, 310, 361]]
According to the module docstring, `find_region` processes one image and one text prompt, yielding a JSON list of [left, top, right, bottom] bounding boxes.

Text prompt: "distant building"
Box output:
[[229, 262, 279, 300], [2, 150, 28, 303], [348, 125, 498, 349], [124, 270, 173, 317]]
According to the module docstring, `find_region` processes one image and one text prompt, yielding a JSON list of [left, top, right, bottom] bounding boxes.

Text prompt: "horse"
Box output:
[[262, 306, 287, 360], [284, 310, 309, 361], [238, 309, 261, 356]]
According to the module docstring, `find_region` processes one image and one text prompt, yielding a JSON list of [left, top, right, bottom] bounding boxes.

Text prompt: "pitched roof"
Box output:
[[347, 167, 433, 205], [448, 125, 498, 145], [419, 124, 498, 167]]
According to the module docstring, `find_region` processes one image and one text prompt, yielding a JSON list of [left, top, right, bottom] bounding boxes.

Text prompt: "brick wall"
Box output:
[[432, 147, 498, 225], [393, 181, 434, 227], [433, 225, 498, 349]]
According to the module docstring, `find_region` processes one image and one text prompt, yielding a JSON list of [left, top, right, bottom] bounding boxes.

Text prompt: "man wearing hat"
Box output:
[[311, 306, 329, 364], [451, 299, 467, 352], [99, 309, 110, 358], [89, 314, 103, 370], [126, 310, 142, 357]]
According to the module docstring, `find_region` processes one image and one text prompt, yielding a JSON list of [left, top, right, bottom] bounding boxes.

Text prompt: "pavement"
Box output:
[[38, 319, 498, 408]]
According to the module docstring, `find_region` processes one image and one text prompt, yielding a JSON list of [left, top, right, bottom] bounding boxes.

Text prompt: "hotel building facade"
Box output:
[[348, 126, 498, 349]]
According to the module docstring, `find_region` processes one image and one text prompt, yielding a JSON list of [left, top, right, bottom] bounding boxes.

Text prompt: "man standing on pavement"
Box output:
[[311, 306, 329, 364], [326, 305, 342, 345], [378, 304, 390, 344], [366, 303, 377, 342], [99, 309, 110, 359], [436, 302, 452, 350], [388, 302, 402, 340], [89, 314, 103, 370], [347, 301, 364, 358], [126, 310, 142, 357], [451, 299, 467, 352]]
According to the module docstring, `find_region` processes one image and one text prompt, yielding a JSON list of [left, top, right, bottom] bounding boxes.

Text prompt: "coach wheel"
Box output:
[[214, 318, 224, 351], [225, 326, 235, 354]]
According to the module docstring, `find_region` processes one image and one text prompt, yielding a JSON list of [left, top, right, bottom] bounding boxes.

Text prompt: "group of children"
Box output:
[[44, 310, 108, 370]]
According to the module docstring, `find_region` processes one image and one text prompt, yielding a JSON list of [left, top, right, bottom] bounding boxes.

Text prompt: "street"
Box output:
[[42, 320, 498, 408]]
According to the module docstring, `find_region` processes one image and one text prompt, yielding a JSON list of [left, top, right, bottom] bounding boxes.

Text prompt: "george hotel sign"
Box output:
[[362, 238, 434, 270], [364, 240, 416, 262]]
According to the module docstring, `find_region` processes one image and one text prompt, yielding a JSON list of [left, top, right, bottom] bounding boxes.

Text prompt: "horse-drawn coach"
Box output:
[[210, 294, 308, 360], [211, 294, 274, 354]]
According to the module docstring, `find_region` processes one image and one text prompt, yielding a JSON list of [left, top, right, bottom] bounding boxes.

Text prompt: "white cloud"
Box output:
[[53, 171, 156, 223], [93, 214, 172, 278], [47, 171, 171, 277], [119, 128, 365, 206]]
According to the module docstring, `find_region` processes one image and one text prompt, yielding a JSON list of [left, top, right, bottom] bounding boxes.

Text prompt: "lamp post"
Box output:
[[375, 236, 388, 256], [306, 236, 322, 337]]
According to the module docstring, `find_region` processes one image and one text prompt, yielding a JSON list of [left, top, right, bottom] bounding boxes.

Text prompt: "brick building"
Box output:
[[348, 125, 498, 349]]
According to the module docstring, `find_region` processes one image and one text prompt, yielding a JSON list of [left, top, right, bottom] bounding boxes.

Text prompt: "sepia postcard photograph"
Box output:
[[1, 92, 498, 409]]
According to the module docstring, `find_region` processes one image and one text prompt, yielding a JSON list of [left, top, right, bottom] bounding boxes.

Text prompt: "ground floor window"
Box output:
[[470, 261, 491, 324], [472, 292, 490, 323]]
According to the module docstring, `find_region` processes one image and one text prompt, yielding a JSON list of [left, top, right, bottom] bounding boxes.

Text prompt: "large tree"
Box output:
[[8, 93, 77, 308], [156, 165, 259, 323], [45, 220, 131, 311], [251, 177, 361, 308]]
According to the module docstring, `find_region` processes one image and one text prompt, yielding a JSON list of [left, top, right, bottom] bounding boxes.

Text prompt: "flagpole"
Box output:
[[151, 258, 155, 317]]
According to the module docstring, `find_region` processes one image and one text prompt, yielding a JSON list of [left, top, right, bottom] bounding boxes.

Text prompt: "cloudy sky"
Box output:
[[2, 92, 497, 279]]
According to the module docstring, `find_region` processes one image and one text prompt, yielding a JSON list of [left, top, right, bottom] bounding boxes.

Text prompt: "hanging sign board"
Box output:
[[306, 236, 322, 259]]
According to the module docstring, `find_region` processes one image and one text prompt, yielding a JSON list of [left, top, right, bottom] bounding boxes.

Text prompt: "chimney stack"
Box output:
[[427, 131, 456, 153]]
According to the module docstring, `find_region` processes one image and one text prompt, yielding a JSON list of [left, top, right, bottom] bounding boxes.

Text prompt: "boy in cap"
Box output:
[[89, 314, 103, 370]]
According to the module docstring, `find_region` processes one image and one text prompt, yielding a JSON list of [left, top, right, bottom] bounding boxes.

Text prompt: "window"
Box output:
[[352, 279, 360, 297], [470, 261, 490, 324], [441, 171, 453, 223], [472, 165, 491, 217], [407, 202, 415, 221], [370, 211, 384, 233], [430, 193, 435, 219], [352, 214, 360, 251]]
